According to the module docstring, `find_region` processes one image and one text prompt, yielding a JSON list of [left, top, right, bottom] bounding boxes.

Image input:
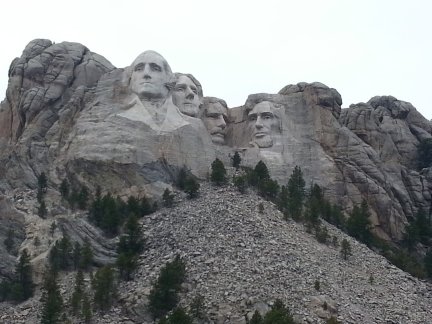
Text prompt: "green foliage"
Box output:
[[162, 188, 175, 207], [232, 151, 242, 169], [159, 307, 193, 324], [184, 176, 200, 199], [262, 299, 295, 324], [254, 161, 270, 183], [59, 179, 69, 199], [347, 200, 372, 245], [38, 200, 48, 218], [385, 248, 426, 278], [258, 202, 264, 214], [424, 250, 432, 277], [189, 294, 206, 320], [117, 215, 145, 281], [211, 158, 227, 185], [79, 239, 94, 271], [93, 266, 117, 311], [77, 186, 89, 210], [314, 280, 320, 291], [49, 235, 73, 271], [40, 268, 63, 324], [287, 166, 305, 220], [258, 178, 279, 200], [315, 225, 329, 244], [417, 138, 432, 169], [176, 166, 188, 190], [233, 175, 247, 193], [250, 310, 263, 324], [304, 184, 323, 226], [81, 291, 92, 323], [70, 270, 84, 315], [149, 255, 186, 319], [38, 172, 48, 193], [340, 239, 352, 260]]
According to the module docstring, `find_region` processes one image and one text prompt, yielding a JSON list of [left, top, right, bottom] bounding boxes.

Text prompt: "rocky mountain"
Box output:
[[0, 182, 431, 323], [0, 39, 432, 323]]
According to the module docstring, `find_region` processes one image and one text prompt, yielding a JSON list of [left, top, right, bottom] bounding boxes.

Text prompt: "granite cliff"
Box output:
[[0, 39, 431, 323]]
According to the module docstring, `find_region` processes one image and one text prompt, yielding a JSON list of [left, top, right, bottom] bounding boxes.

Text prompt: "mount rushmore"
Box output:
[[0, 38, 432, 242]]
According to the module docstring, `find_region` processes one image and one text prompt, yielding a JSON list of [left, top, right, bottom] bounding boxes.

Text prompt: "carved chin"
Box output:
[[179, 105, 199, 117], [254, 136, 273, 148], [211, 134, 225, 145]]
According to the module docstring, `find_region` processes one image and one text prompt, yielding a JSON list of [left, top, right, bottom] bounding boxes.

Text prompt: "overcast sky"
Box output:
[[1, 0, 431, 118]]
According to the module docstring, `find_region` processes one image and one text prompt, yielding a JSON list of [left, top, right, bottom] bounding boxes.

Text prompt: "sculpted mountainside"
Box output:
[[0, 39, 431, 322]]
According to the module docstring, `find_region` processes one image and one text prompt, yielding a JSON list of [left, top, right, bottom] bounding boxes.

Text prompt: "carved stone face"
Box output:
[[172, 75, 201, 117], [247, 101, 279, 148], [130, 51, 171, 100], [203, 102, 228, 145]]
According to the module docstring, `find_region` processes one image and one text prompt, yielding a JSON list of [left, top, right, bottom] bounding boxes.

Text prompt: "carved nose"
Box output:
[[186, 92, 194, 100], [255, 117, 263, 128], [218, 118, 226, 128]]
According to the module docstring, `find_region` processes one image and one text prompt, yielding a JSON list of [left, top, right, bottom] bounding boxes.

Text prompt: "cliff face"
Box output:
[[0, 39, 431, 243]]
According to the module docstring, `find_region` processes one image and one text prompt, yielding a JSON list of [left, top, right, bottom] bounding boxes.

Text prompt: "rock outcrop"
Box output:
[[0, 39, 431, 261]]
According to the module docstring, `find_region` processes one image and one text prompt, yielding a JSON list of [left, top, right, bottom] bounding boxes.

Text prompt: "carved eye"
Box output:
[[248, 114, 257, 121], [191, 87, 198, 95], [262, 113, 274, 119], [175, 85, 185, 92], [150, 63, 162, 72], [134, 63, 144, 71], [207, 113, 219, 119]]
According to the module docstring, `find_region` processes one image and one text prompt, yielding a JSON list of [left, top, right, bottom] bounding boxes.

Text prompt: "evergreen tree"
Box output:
[[232, 151, 241, 169], [424, 250, 432, 277], [189, 294, 206, 321], [210, 158, 227, 185], [38, 172, 48, 193], [414, 209, 432, 244], [77, 186, 89, 210], [162, 188, 175, 207], [38, 200, 48, 218], [12, 249, 34, 302], [184, 177, 200, 199], [59, 179, 69, 199], [79, 239, 93, 271], [254, 160, 270, 183], [93, 266, 117, 311], [140, 195, 153, 216], [277, 185, 289, 216], [70, 270, 84, 315], [72, 242, 82, 270], [127, 196, 140, 217], [81, 291, 92, 323], [160, 307, 193, 324], [347, 200, 372, 245], [117, 215, 144, 280], [287, 166, 305, 220], [176, 166, 188, 190], [149, 255, 186, 319], [340, 239, 352, 260], [40, 268, 63, 324], [250, 310, 263, 324], [258, 178, 279, 200], [262, 299, 294, 324], [233, 175, 247, 194]]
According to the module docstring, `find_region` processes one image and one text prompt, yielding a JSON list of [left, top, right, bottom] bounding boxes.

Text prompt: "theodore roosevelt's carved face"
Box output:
[[172, 75, 201, 117], [130, 51, 172, 100], [247, 101, 279, 148], [203, 101, 228, 145]]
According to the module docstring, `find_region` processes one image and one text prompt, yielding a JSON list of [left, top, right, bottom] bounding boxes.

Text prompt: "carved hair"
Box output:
[[200, 97, 228, 119], [173, 73, 203, 98]]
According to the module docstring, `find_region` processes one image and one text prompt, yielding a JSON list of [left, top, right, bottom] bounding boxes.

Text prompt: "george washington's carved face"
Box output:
[[247, 101, 280, 148], [130, 51, 171, 100], [172, 75, 201, 117]]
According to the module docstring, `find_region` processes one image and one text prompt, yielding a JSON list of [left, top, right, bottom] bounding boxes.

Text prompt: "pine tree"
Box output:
[[262, 299, 294, 324], [184, 176, 200, 199], [38, 200, 48, 218], [93, 266, 117, 311], [149, 255, 186, 319], [210, 158, 227, 185], [38, 172, 48, 193], [59, 179, 69, 199], [79, 239, 93, 271], [12, 249, 34, 302], [232, 151, 241, 169], [162, 307, 193, 324], [176, 166, 188, 190], [77, 186, 89, 210], [81, 291, 92, 323], [72, 242, 81, 270], [287, 166, 305, 220], [70, 270, 84, 315], [347, 200, 372, 245], [40, 268, 63, 324], [162, 188, 175, 207], [250, 310, 263, 324], [233, 175, 247, 194], [340, 239, 352, 260]]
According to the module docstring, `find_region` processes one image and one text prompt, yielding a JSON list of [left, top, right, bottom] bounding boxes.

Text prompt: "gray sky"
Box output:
[[1, 0, 431, 118]]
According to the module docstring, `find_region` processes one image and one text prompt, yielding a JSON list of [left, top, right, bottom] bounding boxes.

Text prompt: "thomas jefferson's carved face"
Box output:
[[172, 75, 201, 117], [247, 101, 279, 148], [130, 51, 171, 100], [203, 102, 228, 145]]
